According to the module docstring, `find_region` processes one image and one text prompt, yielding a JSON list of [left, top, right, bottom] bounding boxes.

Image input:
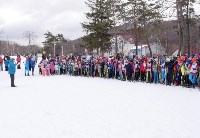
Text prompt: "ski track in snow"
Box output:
[[0, 57, 200, 138]]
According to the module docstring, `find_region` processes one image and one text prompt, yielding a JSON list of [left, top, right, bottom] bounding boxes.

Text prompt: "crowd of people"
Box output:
[[0, 54, 37, 87], [37, 54, 200, 90], [1, 53, 200, 90]]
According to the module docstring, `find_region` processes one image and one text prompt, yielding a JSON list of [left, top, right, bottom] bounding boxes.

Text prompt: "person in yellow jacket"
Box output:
[[181, 63, 186, 86], [181, 61, 190, 87]]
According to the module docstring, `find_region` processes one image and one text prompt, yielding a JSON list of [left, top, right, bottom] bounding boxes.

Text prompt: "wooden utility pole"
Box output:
[[53, 37, 56, 57]]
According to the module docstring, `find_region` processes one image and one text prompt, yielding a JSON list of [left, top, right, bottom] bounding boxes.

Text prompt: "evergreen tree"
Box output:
[[82, 0, 114, 55]]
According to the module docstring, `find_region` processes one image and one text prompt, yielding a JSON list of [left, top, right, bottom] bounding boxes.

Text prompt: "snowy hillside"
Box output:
[[0, 57, 200, 138]]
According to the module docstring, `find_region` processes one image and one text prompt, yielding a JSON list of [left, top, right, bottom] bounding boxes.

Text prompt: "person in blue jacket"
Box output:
[[25, 57, 30, 76], [30, 58, 36, 76], [4, 56, 10, 71], [109, 61, 114, 78], [126, 60, 132, 81], [8, 58, 17, 87]]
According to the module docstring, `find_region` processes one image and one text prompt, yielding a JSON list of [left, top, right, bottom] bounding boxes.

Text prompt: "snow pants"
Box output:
[[153, 71, 159, 83], [10, 74, 15, 87], [189, 74, 197, 85], [0, 63, 3, 71], [25, 69, 29, 75], [31, 67, 35, 75], [141, 72, 146, 82], [167, 71, 174, 85], [161, 70, 165, 82], [5, 65, 8, 71]]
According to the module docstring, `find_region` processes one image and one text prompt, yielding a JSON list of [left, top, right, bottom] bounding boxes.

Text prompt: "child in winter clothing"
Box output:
[[62, 63, 66, 75], [59, 63, 63, 75], [134, 61, 140, 81], [140, 61, 147, 82], [109, 61, 114, 78], [184, 60, 191, 87], [46, 63, 50, 76], [0, 55, 3, 71], [126, 61, 132, 81], [160, 60, 166, 84], [16, 55, 21, 69], [4, 56, 9, 71], [25, 57, 30, 76], [197, 70, 200, 90], [50, 62, 55, 75], [188, 58, 199, 88], [41, 63, 46, 76], [146, 60, 152, 83], [121, 62, 126, 81], [166, 60, 176, 86], [55, 63, 59, 75], [174, 59, 182, 86], [30, 58, 36, 76], [152, 60, 159, 84], [38, 63, 42, 75], [68, 62, 72, 76]]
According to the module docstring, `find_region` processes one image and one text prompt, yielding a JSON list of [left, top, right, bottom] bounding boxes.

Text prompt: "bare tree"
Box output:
[[23, 31, 37, 45], [0, 29, 4, 54]]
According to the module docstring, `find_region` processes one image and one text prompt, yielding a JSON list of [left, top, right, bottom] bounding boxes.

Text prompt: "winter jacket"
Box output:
[[188, 63, 199, 74], [25, 61, 30, 70], [140, 62, 146, 73], [8, 60, 16, 74], [50, 62, 55, 72], [4, 60, 9, 66], [160, 62, 165, 72], [146, 62, 152, 72], [126, 63, 132, 74], [175, 63, 181, 73], [16, 57, 21, 63], [0, 57, 3, 64], [55, 65, 59, 71], [181, 64, 187, 76], [117, 63, 122, 72], [109, 63, 114, 70], [166, 61, 176, 74], [30, 59, 36, 68], [134, 63, 140, 73], [152, 62, 158, 72]]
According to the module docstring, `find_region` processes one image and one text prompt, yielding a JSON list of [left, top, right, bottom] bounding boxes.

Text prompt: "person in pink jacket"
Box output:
[[50, 62, 55, 75]]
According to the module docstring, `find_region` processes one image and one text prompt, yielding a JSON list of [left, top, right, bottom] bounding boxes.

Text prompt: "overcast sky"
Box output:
[[0, 0, 89, 46], [0, 0, 199, 46]]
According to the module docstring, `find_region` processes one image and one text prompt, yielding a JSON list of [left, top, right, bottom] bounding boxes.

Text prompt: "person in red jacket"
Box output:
[[0, 55, 3, 71], [140, 60, 147, 82], [16, 55, 21, 69]]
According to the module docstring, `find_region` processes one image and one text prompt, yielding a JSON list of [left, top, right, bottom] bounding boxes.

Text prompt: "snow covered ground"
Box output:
[[0, 57, 200, 138]]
